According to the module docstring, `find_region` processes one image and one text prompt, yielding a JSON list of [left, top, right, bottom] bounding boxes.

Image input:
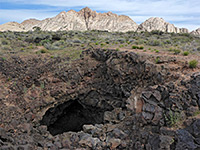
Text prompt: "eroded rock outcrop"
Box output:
[[0, 7, 138, 32], [21, 19, 41, 31], [137, 17, 189, 33], [0, 49, 200, 149], [191, 28, 200, 36], [0, 22, 25, 32], [31, 7, 138, 32]]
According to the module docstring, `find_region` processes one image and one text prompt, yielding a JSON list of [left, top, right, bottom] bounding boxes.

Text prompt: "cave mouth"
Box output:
[[40, 100, 106, 136]]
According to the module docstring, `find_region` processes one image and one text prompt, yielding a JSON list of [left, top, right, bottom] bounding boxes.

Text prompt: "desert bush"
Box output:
[[173, 49, 181, 55], [1, 39, 9, 45], [165, 110, 181, 127], [73, 39, 82, 43], [189, 60, 198, 68], [41, 39, 51, 45], [117, 38, 125, 44], [183, 51, 189, 56], [139, 46, 144, 49], [132, 45, 138, 49], [2, 45, 12, 50], [155, 57, 160, 64], [151, 30, 164, 35], [40, 49, 49, 53], [148, 40, 161, 46]]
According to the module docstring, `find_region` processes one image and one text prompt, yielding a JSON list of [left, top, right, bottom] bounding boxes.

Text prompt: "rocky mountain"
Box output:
[[137, 17, 189, 33], [0, 7, 138, 32], [191, 28, 200, 36], [0, 22, 25, 32], [21, 19, 41, 30], [0, 7, 194, 34]]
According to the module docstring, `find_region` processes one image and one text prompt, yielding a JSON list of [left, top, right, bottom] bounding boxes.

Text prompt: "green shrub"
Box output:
[[155, 57, 160, 64], [173, 49, 181, 55], [40, 49, 49, 53], [148, 40, 161, 46], [116, 48, 120, 51], [139, 46, 144, 49], [100, 43, 105, 47], [189, 60, 198, 68], [183, 51, 189, 56], [1, 39, 9, 45], [155, 50, 159, 53], [132, 45, 138, 49], [165, 110, 181, 127]]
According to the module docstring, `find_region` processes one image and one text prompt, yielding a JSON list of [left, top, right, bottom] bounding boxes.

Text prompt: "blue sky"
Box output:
[[0, 0, 200, 31]]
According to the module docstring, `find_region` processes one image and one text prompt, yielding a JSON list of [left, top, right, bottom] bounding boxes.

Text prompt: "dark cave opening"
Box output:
[[40, 100, 106, 136]]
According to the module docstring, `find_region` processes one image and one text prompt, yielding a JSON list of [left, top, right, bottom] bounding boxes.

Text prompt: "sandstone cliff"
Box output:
[[30, 7, 138, 32], [0, 8, 194, 33], [21, 19, 41, 31], [0, 22, 25, 32], [191, 28, 200, 36], [137, 17, 189, 33]]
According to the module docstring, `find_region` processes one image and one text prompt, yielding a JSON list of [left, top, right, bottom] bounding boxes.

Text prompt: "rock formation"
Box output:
[[21, 19, 41, 31], [0, 7, 138, 32], [0, 8, 194, 34], [137, 17, 189, 33], [0, 22, 25, 32], [191, 28, 200, 36], [0, 48, 200, 149]]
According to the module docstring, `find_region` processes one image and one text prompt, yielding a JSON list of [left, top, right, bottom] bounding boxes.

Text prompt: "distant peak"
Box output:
[[68, 9, 76, 13], [59, 11, 66, 14], [80, 7, 93, 12], [148, 17, 164, 21]]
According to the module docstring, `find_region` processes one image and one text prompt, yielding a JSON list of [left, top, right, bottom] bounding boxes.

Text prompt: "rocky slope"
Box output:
[[0, 7, 193, 33], [191, 28, 200, 36], [0, 7, 138, 32], [137, 17, 189, 33], [0, 48, 200, 149], [0, 22, 25, 32], [21, 19, 41, 31]]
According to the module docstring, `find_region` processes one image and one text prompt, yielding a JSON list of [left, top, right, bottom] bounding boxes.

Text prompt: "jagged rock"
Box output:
[[0, 7, 138, 32], [191, 28, 200, 36], [79, 133, 100, 148], [82, 125, 96, 134], [176, 129, 198, 150], [107, 138, 121, 149], [137, 17, 189, 33], [0, 49, 200, 149], [160, 135, 173, 150]]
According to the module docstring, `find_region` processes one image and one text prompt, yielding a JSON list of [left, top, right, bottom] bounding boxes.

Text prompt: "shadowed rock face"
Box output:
[[40, 100, 112, 135]]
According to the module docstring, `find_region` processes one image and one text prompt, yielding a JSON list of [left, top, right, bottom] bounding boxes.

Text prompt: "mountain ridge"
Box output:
[[0, 7, 199, 35]]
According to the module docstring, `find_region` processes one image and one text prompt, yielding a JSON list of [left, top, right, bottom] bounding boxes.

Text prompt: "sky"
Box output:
[[0, 0, 200, 31]]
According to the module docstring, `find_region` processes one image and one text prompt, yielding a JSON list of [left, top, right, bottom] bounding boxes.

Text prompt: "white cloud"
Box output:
[[0, 0, 200, 31]]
